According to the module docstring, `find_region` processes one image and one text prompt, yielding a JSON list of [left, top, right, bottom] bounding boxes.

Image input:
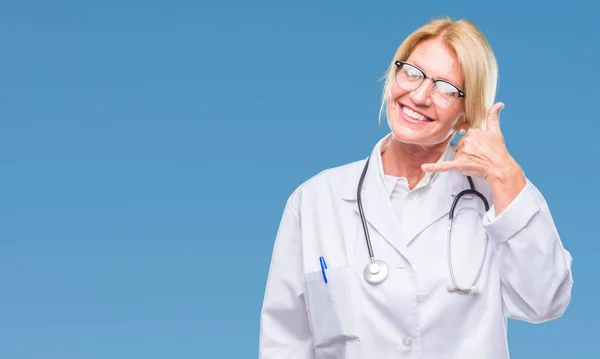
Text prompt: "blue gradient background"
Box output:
[[0, 1, 597, 358]]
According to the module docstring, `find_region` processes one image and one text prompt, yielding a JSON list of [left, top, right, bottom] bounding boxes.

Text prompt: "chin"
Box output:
[[387, 115, 450, 147]]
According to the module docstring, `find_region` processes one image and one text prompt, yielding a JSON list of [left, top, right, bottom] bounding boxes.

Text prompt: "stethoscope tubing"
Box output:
[[357, 156, 490, 293], [357, 157, 375, 262]]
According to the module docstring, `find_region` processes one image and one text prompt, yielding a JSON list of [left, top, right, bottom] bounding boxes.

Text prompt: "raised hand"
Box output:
[[421, 102, 526, 215], [422, 103, 510, 181]]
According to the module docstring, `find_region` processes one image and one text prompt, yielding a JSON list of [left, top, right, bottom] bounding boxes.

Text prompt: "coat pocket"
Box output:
[[304, 266, 362, 350]]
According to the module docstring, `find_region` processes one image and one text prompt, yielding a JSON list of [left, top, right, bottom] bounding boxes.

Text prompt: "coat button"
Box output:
[[402, 337, 413, 348]]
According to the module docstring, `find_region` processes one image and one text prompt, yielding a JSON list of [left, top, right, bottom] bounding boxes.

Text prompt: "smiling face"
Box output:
[[387, 37, 468, 148]]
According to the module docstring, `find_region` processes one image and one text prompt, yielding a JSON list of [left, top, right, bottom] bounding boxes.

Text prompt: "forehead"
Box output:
[[405, 38, 464, 87]]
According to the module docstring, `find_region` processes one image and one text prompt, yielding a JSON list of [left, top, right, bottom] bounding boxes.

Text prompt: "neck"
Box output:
[[381, 137, 450, 190]]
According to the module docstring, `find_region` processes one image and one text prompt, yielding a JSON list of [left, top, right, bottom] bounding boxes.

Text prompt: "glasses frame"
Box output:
[[394, 61, 466, 107]]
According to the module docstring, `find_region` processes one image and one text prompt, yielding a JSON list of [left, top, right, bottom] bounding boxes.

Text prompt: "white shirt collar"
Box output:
[[374, 134, 453, 197]]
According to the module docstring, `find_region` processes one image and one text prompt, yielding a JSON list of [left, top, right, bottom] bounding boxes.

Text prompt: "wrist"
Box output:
[[487, 159, 526, 195]]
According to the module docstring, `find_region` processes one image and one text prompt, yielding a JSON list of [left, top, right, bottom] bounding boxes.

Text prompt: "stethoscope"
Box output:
[[357, 156, 490, 294]]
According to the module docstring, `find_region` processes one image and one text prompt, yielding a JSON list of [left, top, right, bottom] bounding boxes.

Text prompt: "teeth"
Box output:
[[401, 106, 429, 122]]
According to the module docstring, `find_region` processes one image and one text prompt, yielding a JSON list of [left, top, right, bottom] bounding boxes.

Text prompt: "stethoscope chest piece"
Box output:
[[363, 260, 389, 284]]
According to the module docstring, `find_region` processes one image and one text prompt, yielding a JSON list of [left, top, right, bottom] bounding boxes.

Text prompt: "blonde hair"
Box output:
[[379, 18, 498, 129]]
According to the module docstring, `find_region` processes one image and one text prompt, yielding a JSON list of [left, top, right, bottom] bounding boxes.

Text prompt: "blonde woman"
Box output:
[[259, 18, 573, 359]]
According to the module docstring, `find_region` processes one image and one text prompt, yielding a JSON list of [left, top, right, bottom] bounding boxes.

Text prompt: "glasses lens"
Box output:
[[432, 81, 460, 108], [396, 63, 423, 91]]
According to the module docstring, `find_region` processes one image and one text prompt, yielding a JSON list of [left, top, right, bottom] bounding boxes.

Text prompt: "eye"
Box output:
[[436, 81, 459, 98], [403, 65, 423, 81]]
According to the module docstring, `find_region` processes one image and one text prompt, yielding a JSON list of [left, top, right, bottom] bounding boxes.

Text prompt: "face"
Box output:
[[387, 37, 467, 148]]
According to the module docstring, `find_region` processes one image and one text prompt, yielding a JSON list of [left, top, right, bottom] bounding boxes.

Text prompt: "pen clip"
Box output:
[[319, 256, 328, 283]]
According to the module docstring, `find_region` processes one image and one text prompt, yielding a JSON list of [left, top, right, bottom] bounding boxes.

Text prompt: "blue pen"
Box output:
[[319, 256, 328, 283]]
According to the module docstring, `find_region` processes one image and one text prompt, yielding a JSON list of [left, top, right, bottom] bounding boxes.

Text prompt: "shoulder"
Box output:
[[285, 158, 366, 209]]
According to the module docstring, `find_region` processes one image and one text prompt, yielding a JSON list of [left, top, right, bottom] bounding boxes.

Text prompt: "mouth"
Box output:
[[398, 103, 433, 123]]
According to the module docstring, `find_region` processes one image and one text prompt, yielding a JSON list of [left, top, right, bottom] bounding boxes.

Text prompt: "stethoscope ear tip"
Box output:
[[446, 283, 456, 292]]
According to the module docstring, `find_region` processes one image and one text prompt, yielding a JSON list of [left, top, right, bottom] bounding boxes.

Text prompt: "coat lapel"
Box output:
[[340, 135, 484, 259], [402, 159, 481, 246], [402, 171, 460, 246], [341, 139, 410, 262]]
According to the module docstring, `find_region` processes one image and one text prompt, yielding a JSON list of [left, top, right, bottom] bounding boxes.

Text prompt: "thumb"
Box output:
[[486, 102, 505, 132]]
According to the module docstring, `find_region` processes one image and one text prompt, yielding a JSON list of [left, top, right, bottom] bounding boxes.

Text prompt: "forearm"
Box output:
[[483, 180, 573, 323]]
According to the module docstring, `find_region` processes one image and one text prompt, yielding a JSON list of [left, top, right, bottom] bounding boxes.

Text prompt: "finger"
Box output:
[[486, 102, 505, 132], [455, 133, 473, 152], [422, 160, 460, 173]]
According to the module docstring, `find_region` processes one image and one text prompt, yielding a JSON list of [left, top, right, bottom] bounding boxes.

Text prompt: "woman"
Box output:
[[259, 18, 573, 359]]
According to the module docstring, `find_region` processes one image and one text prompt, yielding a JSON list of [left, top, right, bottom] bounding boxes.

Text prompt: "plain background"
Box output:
[[1, 0, 598, 358]]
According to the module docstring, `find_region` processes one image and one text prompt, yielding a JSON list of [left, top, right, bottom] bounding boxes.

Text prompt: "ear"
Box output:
[[453, 113, 469, 132]]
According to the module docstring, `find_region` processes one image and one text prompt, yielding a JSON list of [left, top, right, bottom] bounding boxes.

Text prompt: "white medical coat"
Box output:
[[259, 135, 573, 359]]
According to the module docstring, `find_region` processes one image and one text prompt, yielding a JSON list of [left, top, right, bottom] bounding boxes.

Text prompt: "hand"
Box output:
[[422, 102, 527, 215], [421, 102, 515, 183]]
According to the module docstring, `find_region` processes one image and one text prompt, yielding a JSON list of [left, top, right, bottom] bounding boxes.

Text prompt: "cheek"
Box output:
[[387, 89, 417, 118], [439, 107, 466, 127], [389, 84, 410, 102], [438, 112, 459, 127]]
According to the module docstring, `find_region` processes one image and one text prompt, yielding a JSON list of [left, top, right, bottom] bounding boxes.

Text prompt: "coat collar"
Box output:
[[341, 134, 475, 261]]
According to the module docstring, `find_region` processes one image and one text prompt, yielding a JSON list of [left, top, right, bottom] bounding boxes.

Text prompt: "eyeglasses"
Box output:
[[394, 61, 465, 109]]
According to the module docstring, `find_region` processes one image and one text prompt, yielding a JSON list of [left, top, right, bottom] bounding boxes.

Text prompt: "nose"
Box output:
[[410, 79, 433, 106]]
